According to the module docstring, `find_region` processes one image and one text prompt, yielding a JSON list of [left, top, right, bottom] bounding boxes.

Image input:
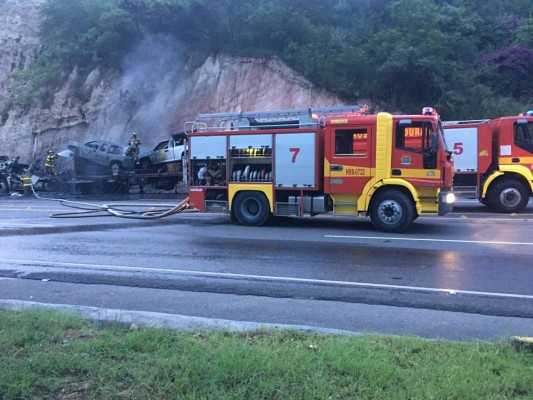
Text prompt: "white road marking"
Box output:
[[0, 258, 532, 301], [0, 223, 56, 228], [439, 216, 532, 221], [0, 208, 66, 212], [324, 235, 533, 246]]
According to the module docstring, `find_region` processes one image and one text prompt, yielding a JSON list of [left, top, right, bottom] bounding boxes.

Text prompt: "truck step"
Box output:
[[275, 202, 302, 217], [453, 186, 478, 198]]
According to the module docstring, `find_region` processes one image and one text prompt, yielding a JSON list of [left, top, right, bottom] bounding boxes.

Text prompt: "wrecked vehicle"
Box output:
[[67, 140, 134, 175], [0, 156, 30, 194], [0, 155, 10, 170], [135, 132, 187, 171]]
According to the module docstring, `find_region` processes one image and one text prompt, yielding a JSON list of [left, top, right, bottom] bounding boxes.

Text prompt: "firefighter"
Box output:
[[125, 132, 141, 158], [22, 173, 32, 196], [207, 161, 223, 185], [519, 110, 533, 116], [197, 164, 208, 185], [44, 150, 58, 175]]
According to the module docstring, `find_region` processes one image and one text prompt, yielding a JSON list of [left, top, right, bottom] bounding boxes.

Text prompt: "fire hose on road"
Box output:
[[29, 177, 191, 219], [48, 197, 191, 219]]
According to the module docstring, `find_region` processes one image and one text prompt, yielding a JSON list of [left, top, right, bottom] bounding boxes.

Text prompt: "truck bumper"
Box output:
[[438, 188, 455, 216]]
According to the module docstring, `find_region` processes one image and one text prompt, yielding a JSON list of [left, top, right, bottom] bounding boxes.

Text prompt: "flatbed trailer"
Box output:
[[39, 166, 184, 195]]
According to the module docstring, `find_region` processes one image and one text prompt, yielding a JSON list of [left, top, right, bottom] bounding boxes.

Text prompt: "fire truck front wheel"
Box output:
[[370, 190, 415, 233], [488, 179, 529, 213], [233, 191, 271, 226]]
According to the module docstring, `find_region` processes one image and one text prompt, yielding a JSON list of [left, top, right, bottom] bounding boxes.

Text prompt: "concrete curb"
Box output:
[[0, 299, 360, 336]]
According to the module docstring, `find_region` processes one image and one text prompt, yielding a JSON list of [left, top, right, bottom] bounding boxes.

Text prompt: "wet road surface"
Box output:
[[0, 195, 532, 340]]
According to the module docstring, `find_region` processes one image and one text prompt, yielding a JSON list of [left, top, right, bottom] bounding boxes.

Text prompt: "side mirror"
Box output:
[[446, 150, 453, 161]]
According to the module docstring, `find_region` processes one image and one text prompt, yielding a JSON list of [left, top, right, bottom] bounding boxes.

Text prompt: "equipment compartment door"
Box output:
[[327, 125, 374, 194], [274, 132, 316, 188], [443, 127, 479, 172]]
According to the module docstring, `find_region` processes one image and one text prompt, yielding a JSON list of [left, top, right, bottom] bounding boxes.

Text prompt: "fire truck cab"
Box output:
[[444, 114, 533, 213], [186, 105, 454, 233]]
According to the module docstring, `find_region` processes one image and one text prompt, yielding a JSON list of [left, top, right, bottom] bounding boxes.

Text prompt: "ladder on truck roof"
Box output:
[[197, 104, 368, 122], [187, 104, 368, 132]]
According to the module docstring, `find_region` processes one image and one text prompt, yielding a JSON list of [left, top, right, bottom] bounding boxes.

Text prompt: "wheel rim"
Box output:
[[111, 164, 119, 175], [377, 199, 403, 225], [499, 188, 522, 208], [242, 198, 260, 218]]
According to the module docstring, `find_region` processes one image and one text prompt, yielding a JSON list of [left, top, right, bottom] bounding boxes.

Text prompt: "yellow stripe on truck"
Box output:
[[357, 113, 392, 212], [499, 157, 533, 165], [398, 169, 441, 179]]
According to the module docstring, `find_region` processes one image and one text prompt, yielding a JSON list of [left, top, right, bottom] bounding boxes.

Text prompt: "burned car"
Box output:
[[67, 140, 134, 174], [136, 132, 187, 171], [0, 155, 10, 170], [0, 156, 30, 193]]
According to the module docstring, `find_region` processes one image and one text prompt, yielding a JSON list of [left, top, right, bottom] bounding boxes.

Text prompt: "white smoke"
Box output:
[[89, 35, 187, 149]]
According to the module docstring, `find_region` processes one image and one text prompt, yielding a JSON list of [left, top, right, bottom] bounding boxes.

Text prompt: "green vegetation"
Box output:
[[1, 309, 532, 399], [8, 0, 533, 118]]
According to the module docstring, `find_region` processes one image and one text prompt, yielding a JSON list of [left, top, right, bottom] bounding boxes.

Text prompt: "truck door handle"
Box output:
[[392, 169, 402, 176], [512, 158, 520, 163], [330, 165, 343, 171]]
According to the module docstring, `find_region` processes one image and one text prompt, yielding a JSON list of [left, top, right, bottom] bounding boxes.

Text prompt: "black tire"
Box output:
[[233, 191, 271, 226], [487, 179, 529, 213], [369, 190, 415, 233], [110, 161, 121, 175], [0, 175, 9, 193], [141, 158, 152, 170]]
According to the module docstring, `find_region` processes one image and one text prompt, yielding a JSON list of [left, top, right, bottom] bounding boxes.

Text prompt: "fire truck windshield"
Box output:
[[515, 120, 533, 153], [438, 121, 451, 155]]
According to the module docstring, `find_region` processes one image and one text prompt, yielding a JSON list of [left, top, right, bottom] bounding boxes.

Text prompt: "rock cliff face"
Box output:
[[0, 0, 341, 163]]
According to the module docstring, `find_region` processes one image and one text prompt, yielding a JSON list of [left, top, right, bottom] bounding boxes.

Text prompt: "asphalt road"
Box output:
[[0, 193, 532, 341]]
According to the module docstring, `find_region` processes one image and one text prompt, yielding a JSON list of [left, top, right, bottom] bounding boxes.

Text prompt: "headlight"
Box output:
[[445, 192, 455, 204]]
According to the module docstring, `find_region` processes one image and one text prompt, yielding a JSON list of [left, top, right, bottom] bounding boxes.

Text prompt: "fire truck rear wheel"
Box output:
[[488, 179, 529, 213], [370, 190, 415, 233], [0, 175, 9, 193], [233, 191, 271, 226]]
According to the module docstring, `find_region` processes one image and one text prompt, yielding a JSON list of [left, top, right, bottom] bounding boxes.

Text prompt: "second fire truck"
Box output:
[[444, 111, 533, 213], [186, 105, 455, 233]]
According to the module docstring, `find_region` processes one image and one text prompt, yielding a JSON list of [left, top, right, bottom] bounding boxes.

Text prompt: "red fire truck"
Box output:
[[186, 105, 455, 232], [443, 113, 533, 213]]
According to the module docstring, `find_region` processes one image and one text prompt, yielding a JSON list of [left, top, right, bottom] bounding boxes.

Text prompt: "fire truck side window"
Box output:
[[395, 122, 436, 153], [514, 122, 533, 153], [335, 129, 367, 156], [396, 122, 437, 168]]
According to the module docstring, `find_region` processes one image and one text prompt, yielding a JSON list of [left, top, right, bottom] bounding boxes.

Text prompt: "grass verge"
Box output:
[[0, 309, 532, 399]]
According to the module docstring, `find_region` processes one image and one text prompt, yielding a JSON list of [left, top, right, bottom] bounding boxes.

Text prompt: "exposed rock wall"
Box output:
[[0, 0, 341, 163]]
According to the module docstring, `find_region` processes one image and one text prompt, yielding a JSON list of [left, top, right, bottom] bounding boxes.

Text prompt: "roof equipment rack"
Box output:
[[186, 104, 368, 132]]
